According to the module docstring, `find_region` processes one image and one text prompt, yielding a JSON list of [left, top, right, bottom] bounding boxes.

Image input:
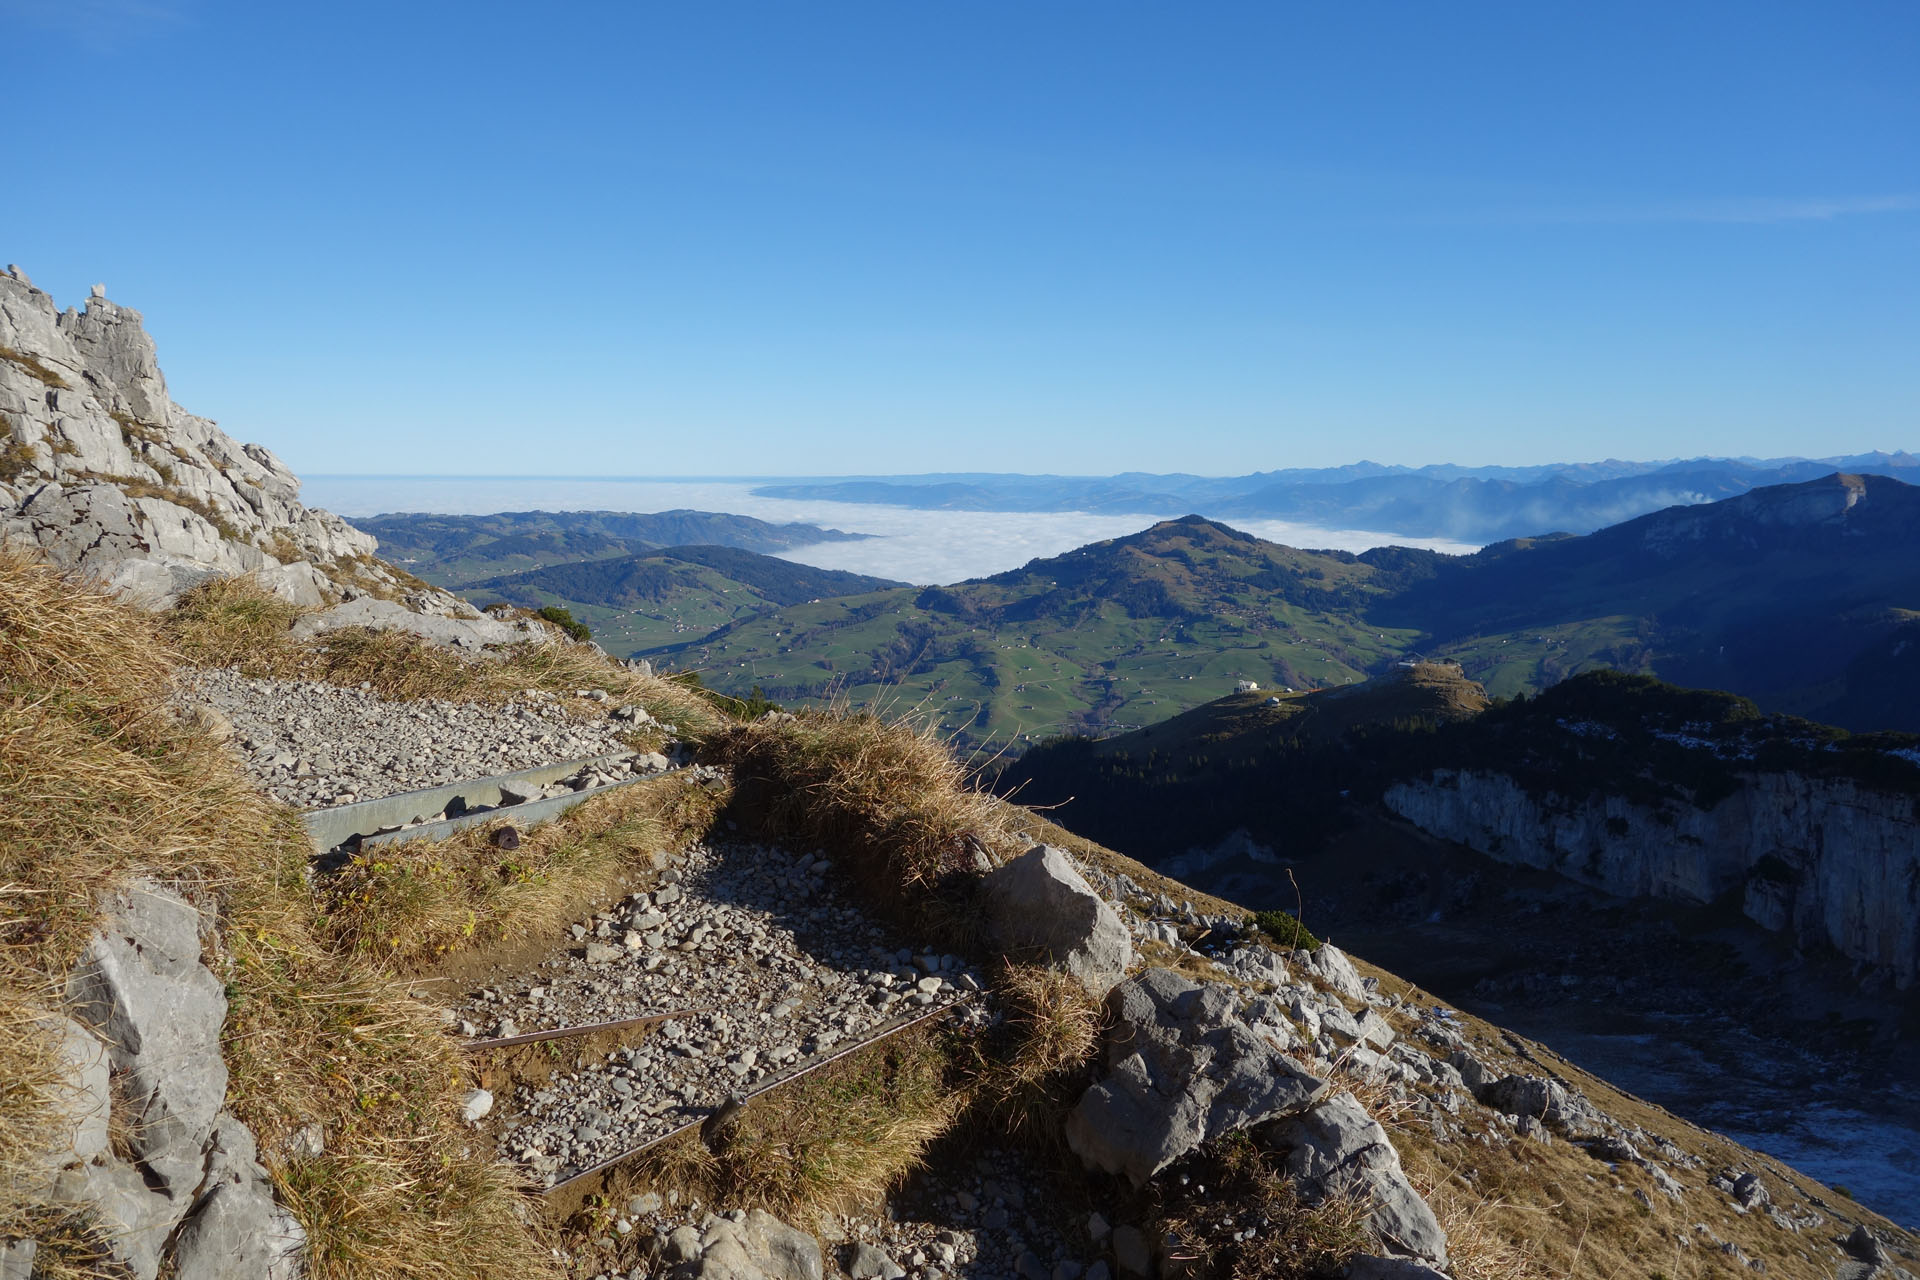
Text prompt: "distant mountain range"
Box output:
[[348, 509, 866, 587], [661, 473, 1920, 743], [754, 452, 1920, 542]]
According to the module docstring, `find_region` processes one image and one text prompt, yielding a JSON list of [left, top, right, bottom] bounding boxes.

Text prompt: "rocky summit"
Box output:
[[0, 267, 455, 613]]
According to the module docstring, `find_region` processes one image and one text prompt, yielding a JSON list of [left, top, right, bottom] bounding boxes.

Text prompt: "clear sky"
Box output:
[[5, 1, 1915, 477]]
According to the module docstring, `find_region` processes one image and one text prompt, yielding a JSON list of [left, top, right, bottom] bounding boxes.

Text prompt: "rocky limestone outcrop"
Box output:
[[1267, 1090, 1449, 1269], [1066, 967, 1328, 1187], [1385, 767, 1920, 987], [0, 266, 459, 615], [9, 879, 303, 1279]]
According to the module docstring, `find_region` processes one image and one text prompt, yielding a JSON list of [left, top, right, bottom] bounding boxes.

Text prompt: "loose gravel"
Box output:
[[184, 667, 645, 808], [458, 839, 988, 1187]]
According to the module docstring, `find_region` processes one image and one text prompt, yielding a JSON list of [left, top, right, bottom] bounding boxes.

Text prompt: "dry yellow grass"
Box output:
[[315, 772, 724, 971], [164, 573, 729, 735], [619, 1025, 959, 1227], [1155, 1132, 1369, 1280], [0, 548, 560, 1279], [714, 707, 1015, 942], [969, 962, 1103, 1140]]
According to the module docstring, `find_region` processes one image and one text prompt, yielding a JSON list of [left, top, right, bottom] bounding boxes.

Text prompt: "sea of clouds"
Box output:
[[302, 477, 1482, 586]]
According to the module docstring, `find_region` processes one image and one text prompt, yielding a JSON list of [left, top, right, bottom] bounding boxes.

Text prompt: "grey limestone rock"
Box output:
[[668, 1210, 824, 1280], [1300, 943, 1368, 1002], [1065, 967, 1327, 1187], [48, 1159, 178, 1280], [66, 881, 229, 1199], [30, 878, 304, 1280], [0, 1241, 33, 1280], [290, 595, 541, 650], [169, 1114, 305, 1280], [1269, 1090, 1449, 1268], [1477, 1073, 1605, 1140], [841, 1241, 907, 1280], [981, 844, 1132, 996], [34, 1014, 111, 1172]]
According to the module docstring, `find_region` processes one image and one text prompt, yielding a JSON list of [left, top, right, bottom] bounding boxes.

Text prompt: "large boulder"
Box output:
[[290, 595, 544, 651], [1065, 967, 1327, 1186], [981, 845, 1133, 995], [1267, 1091, 1448, 1269]]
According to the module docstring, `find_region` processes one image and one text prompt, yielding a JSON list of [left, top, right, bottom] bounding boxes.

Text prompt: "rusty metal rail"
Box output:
[[538, 995, 975, 1200], [465, 1008, 701, 1052]]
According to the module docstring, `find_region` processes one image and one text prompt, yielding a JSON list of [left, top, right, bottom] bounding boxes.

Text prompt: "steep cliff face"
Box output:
[[0, 266, 449, 611], [1384, 767, 1920, 987]]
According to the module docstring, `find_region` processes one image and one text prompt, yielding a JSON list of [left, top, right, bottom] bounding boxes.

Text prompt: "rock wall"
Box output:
[[0, 266, 456, 613], [1384, 768, 1920, 987]]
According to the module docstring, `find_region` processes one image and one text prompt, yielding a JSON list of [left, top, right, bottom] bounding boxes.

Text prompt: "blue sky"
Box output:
[[5, 1, 1915, 476]]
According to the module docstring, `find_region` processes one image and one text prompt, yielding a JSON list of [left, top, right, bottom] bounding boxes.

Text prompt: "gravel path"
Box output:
[[459, 839, 988, 1188], [183, 668, 646, 808]]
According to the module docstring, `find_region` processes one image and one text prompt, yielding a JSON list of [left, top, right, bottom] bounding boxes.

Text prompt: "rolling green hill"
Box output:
[[463, 546, 903, 656], [650, 516, 1428, 746], [351, 509, 865, 586], [651, 474, 1920, 745]]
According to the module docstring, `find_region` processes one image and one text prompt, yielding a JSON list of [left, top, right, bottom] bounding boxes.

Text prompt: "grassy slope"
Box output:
[[9, 557, 1911, 1278], [1006, 804, 1920, 1280], [464, 546, 904, 658]]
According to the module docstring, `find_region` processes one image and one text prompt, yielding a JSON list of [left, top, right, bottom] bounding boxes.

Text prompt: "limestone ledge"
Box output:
[[1385, 767, 1920, 988]]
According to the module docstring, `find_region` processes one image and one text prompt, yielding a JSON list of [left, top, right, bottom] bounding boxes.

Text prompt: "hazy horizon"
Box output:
[[301, 475, 1483, 586]]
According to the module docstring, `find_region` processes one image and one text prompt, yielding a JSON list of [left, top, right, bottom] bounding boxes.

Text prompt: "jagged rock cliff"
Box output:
[[0, 266, 449, 611], [1385, 767, 1920, 987]]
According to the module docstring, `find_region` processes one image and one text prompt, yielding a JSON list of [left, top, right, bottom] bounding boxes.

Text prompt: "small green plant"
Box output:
[[535, 605, 591, 642], [1251, 909, 1321, 951]]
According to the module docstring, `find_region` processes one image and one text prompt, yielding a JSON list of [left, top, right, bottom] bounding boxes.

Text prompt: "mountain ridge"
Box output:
[[660, 474, 1920, 742]]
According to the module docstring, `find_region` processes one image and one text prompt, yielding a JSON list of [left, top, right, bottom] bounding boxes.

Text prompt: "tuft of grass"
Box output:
[[1154, 1131, 1369, 1280], [164, 572, 311, 669], [0, 997, 70, 1245], [314, 773, 723, 971], [0, 548, 561, 1280], [713, 707, 1011, 941], [633, 1026, 958, 1223], [967, 963, 1103, 1140], [1251, 909, 1321, 951], [1, 434, 37, 484], [0, 345, 70, 388]]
